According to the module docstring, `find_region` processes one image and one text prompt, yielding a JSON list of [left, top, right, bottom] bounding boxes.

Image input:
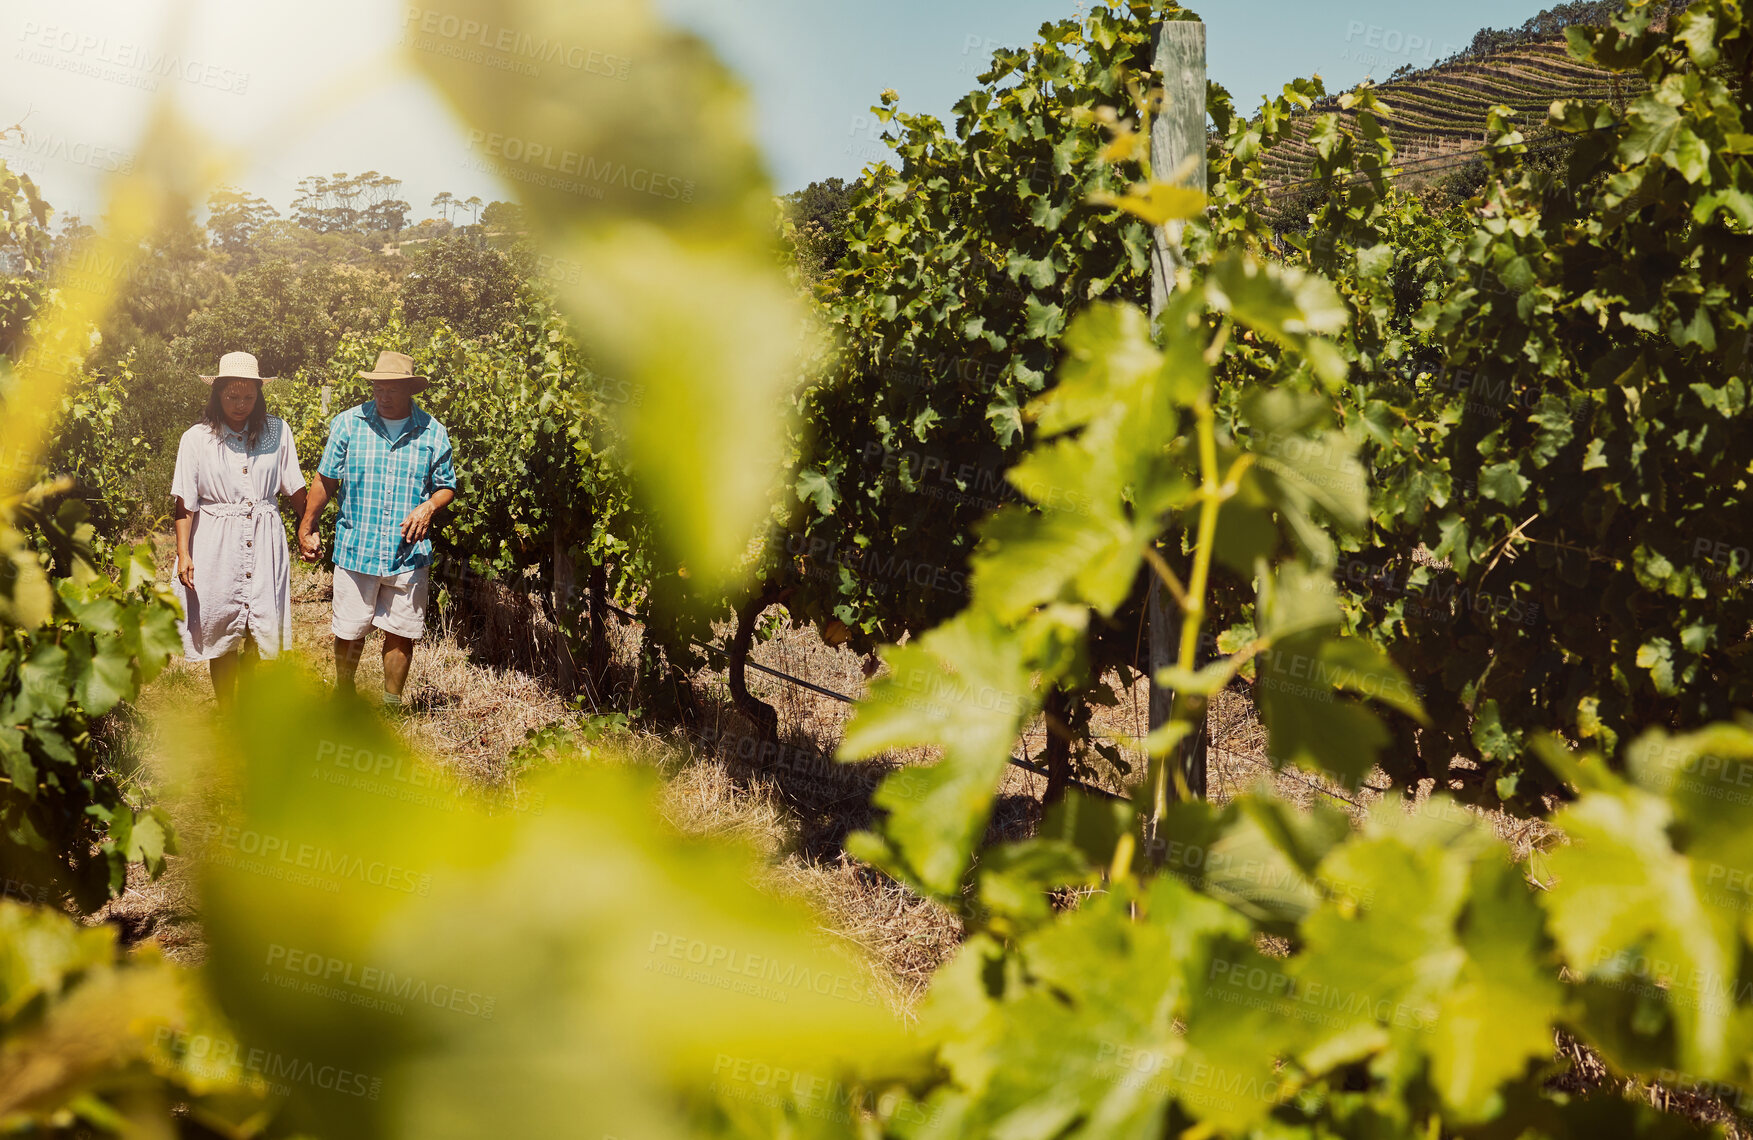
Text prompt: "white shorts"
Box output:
[[332, 565, 429, 641]]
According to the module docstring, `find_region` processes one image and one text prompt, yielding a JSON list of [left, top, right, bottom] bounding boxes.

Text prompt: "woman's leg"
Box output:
[[239, 635, 260, 686], [209, 649, 240, 708]]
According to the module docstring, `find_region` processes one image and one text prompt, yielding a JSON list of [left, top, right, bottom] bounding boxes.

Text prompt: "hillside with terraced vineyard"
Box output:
[[1264, 39, 1635, 195], [1256, 4, 1683, 216]]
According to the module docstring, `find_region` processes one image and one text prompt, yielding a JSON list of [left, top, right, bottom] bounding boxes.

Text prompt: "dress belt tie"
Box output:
[[198, 499, 278, 518]]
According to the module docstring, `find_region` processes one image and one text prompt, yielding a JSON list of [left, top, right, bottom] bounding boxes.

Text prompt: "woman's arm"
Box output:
[[173, 499, 196, 592], [277, 422, 309, 525]]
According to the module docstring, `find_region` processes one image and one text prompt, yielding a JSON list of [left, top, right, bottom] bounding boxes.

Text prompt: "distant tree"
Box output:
[[206, 187, 280, 252], [355, 171, 409, 235], [362, 195, 410, 234], [292, 174, 346, 233], [174, 258, 397, 380], [50, 213, 95, 263], [431, 191, 457, 224], [293, 172, 409, 235], [780, 177, 858, 286], [480, 200, 525, 232], [330, 172, 366, 230], [462, 195, 484, 226], [399, 234, 524, 338], [0, 157, 51, 357]]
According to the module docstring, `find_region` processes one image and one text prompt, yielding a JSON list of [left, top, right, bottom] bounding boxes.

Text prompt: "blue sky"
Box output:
[[0, 0, 1556, 220], [657, 0, 1556, 192]]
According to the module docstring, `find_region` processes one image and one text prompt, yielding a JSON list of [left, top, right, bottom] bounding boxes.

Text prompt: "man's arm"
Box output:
[[299, 476, 337, 562], [400, 487, 454, 543], [305, 414, 348, 563], [401, 425, 458, 543]]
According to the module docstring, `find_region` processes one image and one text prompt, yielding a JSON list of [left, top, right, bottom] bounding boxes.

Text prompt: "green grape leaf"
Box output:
[[0, 727, 33, 801], [1086, 183, 1207, 226], [1178, 937, 1311, 1129], [28, 725, 77, 768], [922, 878, 1272, 1137], [1428, 855, 1567, 1120], [1039, 789, 1134, 871], [123, 808, 173, 876], [1290, 805, 1489, 1077], [1183, 797, 1328, 930], [72, 636, 136, 719], [57, 582, 123, 635], [0, 535, 54, 630], [1477, 461, 1530, 504], [1306, 637, 1428, 725], [794, 467, 839, 516], [839, 610, 1038, 896], [1023, 296, 1065, 340], [1205, 252, 1350, 386], [1258, 563, 1343, 642], [1033, 301, 1197, 437], [15, 643, 70, 722], [0, 900, 118, 1022], [974, 490, 1141, 623], [132, 604, 182, 685], [976, 839, 1098, 929], [1540, 777, 1739, 1078], [1636, 638, 1679, 696], [1210, 494, 1278, 577]]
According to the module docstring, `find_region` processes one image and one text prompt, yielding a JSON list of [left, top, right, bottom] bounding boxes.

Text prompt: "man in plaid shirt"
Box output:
[[298, 351, 458, 708]]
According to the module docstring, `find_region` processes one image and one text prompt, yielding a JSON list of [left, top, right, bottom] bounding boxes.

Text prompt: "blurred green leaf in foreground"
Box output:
[[189, 665, 914, 1139], [408, 0, 820, 594]]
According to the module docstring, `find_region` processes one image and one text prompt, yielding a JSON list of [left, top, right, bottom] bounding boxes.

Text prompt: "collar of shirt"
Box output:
[[363, 400, 425, 444]]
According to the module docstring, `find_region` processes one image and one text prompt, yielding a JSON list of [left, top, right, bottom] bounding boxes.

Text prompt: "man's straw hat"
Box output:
[[357, 350, 429, 393]]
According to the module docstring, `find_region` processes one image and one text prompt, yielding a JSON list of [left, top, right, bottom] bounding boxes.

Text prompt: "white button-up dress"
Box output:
[[170, 416, 306, 661]]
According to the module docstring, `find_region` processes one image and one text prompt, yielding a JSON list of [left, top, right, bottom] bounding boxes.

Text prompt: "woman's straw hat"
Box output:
[[200, 351, 276, 385]]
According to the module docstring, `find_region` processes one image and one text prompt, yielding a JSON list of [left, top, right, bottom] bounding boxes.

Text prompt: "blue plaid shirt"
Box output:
[[317, 401, 457, 576]]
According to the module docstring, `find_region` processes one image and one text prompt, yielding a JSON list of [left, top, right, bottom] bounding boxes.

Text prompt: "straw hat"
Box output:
[[357, 350, 429, 393], [200, 351, 276, 385]]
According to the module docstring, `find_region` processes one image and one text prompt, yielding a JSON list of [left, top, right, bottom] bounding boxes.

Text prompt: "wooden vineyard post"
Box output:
[[587, 558, 609, 696], [1147, 19, 1210, 803], [552, 527, 579, 695]]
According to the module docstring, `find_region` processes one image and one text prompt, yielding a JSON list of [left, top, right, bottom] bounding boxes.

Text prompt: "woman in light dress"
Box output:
[[170, 352, 308, 706]]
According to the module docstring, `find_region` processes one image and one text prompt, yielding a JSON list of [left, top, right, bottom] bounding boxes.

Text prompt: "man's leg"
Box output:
[[335, 636, 367, 692], [331, 566, 378, 695], [382, 633, 415, 701], [376, 566, 428, 709]]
